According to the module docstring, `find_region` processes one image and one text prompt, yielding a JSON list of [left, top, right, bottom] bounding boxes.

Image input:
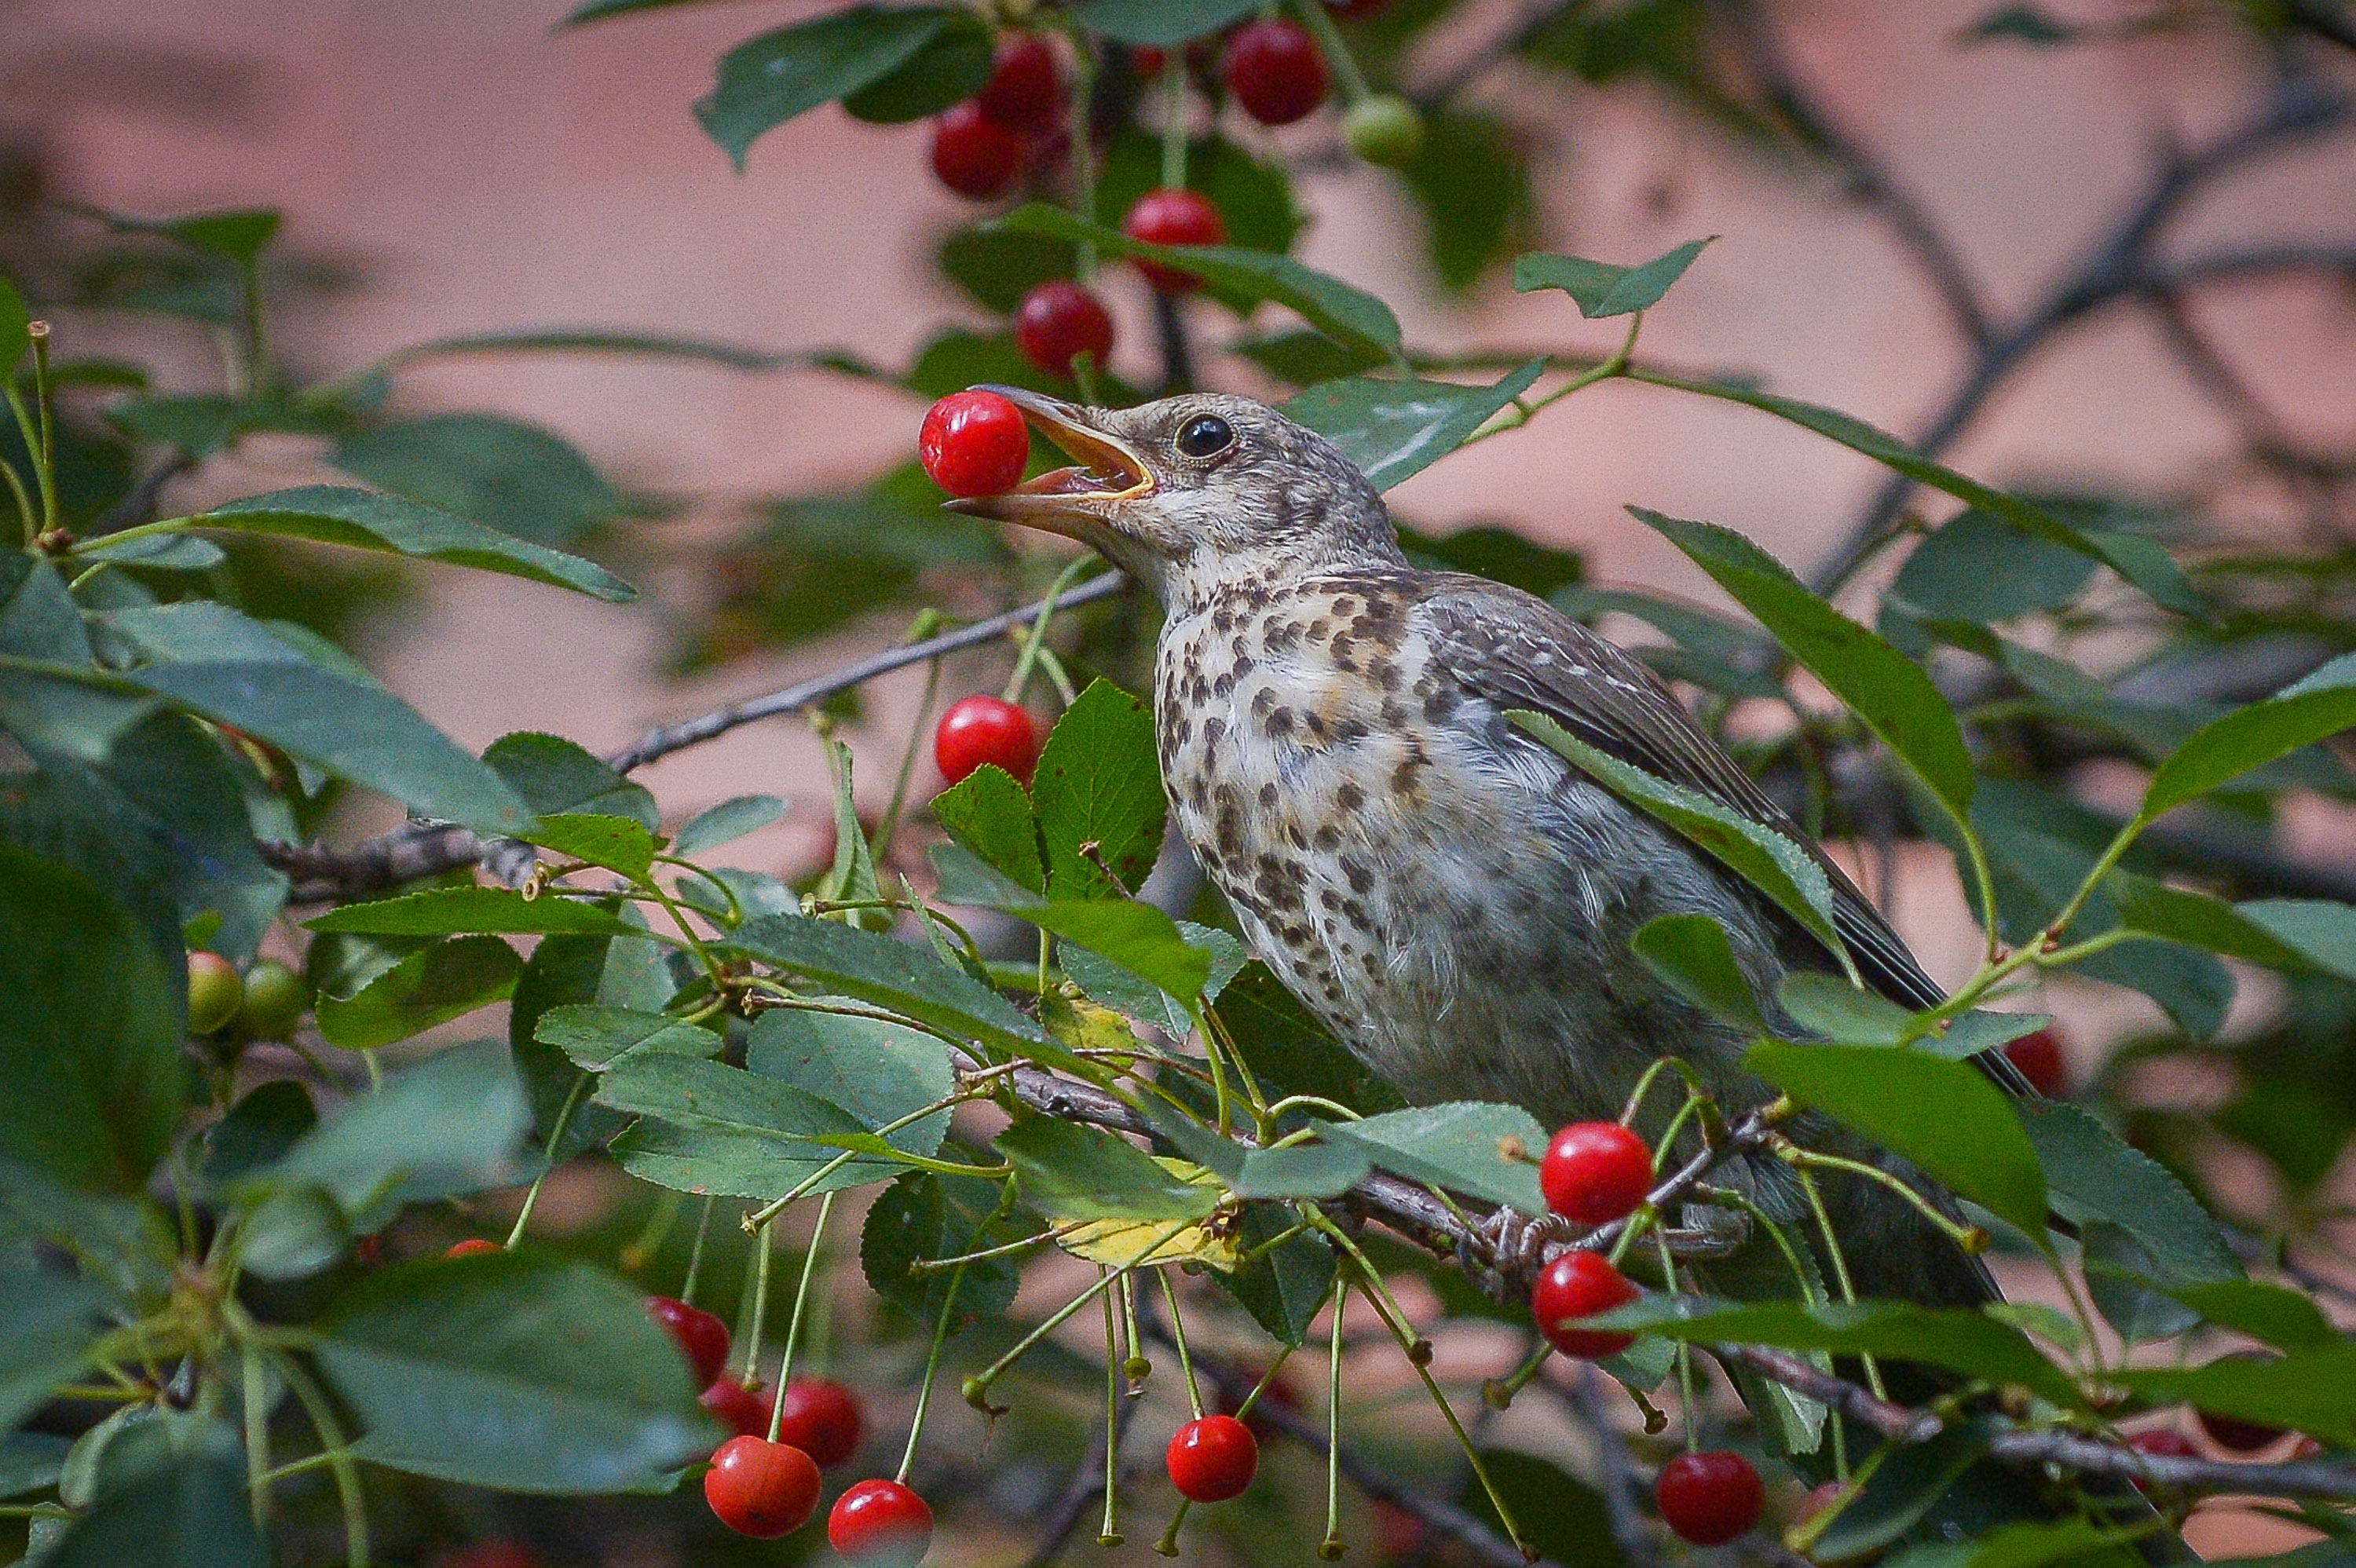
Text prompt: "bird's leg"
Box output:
[[1462, 1206, 1579, 1303]]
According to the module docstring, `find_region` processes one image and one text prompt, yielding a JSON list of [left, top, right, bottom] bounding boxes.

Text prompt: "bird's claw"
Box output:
[[1461, 1205, 1576, 1304]]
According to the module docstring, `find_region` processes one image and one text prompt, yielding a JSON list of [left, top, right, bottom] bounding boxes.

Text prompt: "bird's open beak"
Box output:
[[942, 386, 1154, 535]]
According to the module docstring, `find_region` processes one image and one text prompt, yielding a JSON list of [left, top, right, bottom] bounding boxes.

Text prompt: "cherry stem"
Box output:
[[1777, 1143, 1988, 1256], [1655, 1226, 1701, 1453], [1003, 554, 1093, 705], [740, 1215, 775, 1389], [767, 1190, 836, 1444], [620, 1187, 683, 1275], [1618, 1054, 1706, 1129], [1795, 1165, 1886, 1402], [964, 1222, 1191, 1402], [681, 1195, 717, 1305], [1158, 1268, 1204, 1418], [900, 1259, 970, 1486], [1482, 1340, 1553, 1409], [1323, 1276, 1346, 1562], [1099, 1270, 1125, 1545], [504, 1070, 589, 1250], [1121, 1270, 1149, 1394]]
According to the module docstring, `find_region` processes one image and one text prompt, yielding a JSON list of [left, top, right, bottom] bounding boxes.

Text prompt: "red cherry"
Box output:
[[1122, 188, 1226, 294], [647, 1296, 731, 1389], [1224, 19, 1328, 126], [704, 1435, 821, 1539], [1015, 280, 1115, 377], [2003, 1027, 2068, 1097], [701, 1378, 774, 1437], [1539, 1121, 1654, 1226], [829, 1478, 935, 1563], [930, 101, 1026, 199], [1655, 1451, 1764, 1546], [1167, 1414, 1258, 1503], [919, 390, 1030, 498], [775, 1377, 864, 1467], [2197, 1408, 2288, 1453], [935, 696, 1041, 786], [978, 35, 1063, 137], [444, 1238, 502, 1259], [1131, 45, 1168, 77], [1530, 1251, 1641, 1359]]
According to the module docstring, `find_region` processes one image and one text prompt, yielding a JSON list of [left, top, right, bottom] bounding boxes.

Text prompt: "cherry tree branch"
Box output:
[[262, 572, 1131, 901]]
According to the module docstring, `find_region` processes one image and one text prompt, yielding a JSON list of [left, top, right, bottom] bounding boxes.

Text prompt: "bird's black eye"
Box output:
[[1176, 415, 1234, 459]]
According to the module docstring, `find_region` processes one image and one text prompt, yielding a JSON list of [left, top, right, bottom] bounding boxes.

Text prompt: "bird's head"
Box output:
[[946, 386, 1399, 608]]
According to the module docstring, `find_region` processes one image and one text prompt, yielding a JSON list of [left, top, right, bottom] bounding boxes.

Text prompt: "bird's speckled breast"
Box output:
[[1153, 572, 1765, 1127]]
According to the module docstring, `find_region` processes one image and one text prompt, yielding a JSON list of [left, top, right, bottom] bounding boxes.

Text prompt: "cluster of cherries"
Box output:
[[185, 948, 309, 1044], [1527, 1119, 1768, 1548]]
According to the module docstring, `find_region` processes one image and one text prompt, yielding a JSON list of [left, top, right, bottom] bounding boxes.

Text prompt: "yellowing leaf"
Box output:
[[1052, 1160, 1239, 1272]]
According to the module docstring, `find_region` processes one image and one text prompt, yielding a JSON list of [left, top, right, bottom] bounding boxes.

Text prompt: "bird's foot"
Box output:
[[1462, 1205, 1577, 1305]]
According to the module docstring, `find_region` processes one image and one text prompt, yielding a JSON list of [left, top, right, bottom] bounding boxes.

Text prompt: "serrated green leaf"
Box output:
[[694, 6, 969, 169], [1632, 913, 1767, 1029], [1748, 1042, 2047, 1238], [1509, 709, 1850, 966], [307, 886, 641, 938], [42, 1413, 265, 1568], [840, 7, 991, 122], [727, 912, 1056, 1061], [525, 812, 657, 881], [332, 414, 631, 547], [484, 731, 658, 830], [860, 1171, 1021, 1332], [2170, 1280, 2336, 1351], [2236, 900, 2356, 982], [314, 935, 522, 1050], [1326, 1102, 1548, 1212], [1513, 237, 1713, 317], [2114, 1347, 2356, 1446], [931, 843, 1210, 1004], [598, 1055, 920, 1196], [2140, 658, 2356, 819], [932, 764, 1042, 894], [1067, 0, 1261, 45], [671, 794, 788, 858], [186, 484, 634, 601], [2020, 1102, 2238, 1285], [318, 1252, 716, 1492], [1890, 509, 2097, 622], [533, 1004, 719, 1073], [1065, 920, 1249, 1037], [1288, 362, 1543, 491], [1032, 678, 1165, 898], [997, 1117, 1219, 1222], [1215, 1206, 1337, 1347], [746, 1004, 953, 1154]]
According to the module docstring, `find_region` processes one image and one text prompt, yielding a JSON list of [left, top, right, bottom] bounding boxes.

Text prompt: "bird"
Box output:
[[948, 384, 2177, 1555]]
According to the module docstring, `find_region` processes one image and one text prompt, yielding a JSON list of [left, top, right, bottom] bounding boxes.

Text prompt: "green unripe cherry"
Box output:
[[186, 952, 243, 1035], [1341, 95, 1424, 169], [236, 958, 309, 1041]]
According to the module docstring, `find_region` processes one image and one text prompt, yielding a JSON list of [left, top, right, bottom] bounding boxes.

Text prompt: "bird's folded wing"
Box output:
[[1416, 573, 2035, 1098]]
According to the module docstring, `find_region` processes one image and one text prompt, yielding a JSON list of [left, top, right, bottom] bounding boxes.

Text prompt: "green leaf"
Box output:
[[2108, 873, 2314, 973], [2019, 1102, 2238, 1286], [1032, 678, 1165, 898], [993, 204, 1401, 360], [1631, 913, 1767, 1030], [485, 731, 658, 830], [2170, 1280, 2337, 1351], [1399, 523, 1585, 599], [0, 1258, 102, 1431], [728, 912, 1057, 1060], [1812, 1421, 1997, 1563], [841, 7, 993, 122], [332, 414, 631, 547], [1637, 509, 1976, 827], [164, 208, 280, 263], [525, 812, 658, 881], [1513, 237, 1713, 317], [0, 847, 181, 1193], [308, 886, 642, 938], [937, 227, 1077, 315], [1890, 509, 2096, 622], [1881, 1519, 2139, 1568], [1216, 965, 1404, 1114], [42, 1414, 265, 1568], [1065, 920, 1249, 1038], [931, 844, 1212, 1005], [2236, 901, 2356, 983], [1233, 330, 1389, 386], [1326, 1102, 1549, 1212], [1286, 363, 1544, 491], [315, 935, 523, 1050], [672, 794, 788, 858], [861, 1171, 1022, 1332], [1460, 1450, 1625, 1568], [2140, 657, 2356, 819], [1508, 709, 1850, 965], [746, 1004, 953, 1155], [533, 1004, 718, 1072], [126, 659, 534, 836], [1067, 0, 1260, 45], [0, 1431, 71, 1500], [932, 764, 1043, 894], [188, 484, 635, 601], [598, 1054, 924, 1196], [1216, 1207, 1337, 1346], [1631, 372, 2211, 620], [1959, 5, 2083, 46], [694, 6, 972, 170], [2114, 1346, 2356, 1446], [1231, 1142, 1370, 1200], [317, 1251, 717, 1492], [249, 1040, 529, 1231], [2081, 1222, 2200, 1344], [0, 556, 157, 762], [1747, 1042, 2047, 1237], [997, 1117, 1219, 1222], [199, 1081, 317, 1188]]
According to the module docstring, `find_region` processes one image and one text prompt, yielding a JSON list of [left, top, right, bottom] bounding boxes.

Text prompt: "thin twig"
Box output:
[[263, 572, 1130, 901]]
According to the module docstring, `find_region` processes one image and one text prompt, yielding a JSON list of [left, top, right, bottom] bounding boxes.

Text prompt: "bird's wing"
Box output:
[[1415, 572, 2036, 1097]]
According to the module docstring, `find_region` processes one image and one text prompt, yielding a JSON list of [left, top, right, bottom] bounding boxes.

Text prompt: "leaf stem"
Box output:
[[681, 1194, 716, 1303], [1099, 1270, 1125, 1545], [1795, 1165, 1885, 1402], [899, 1260, 969, 1486], [504, 1071, 589, 1250], [1158, 1267, 1205, 1417], [740, 1216, 775, 1388]]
